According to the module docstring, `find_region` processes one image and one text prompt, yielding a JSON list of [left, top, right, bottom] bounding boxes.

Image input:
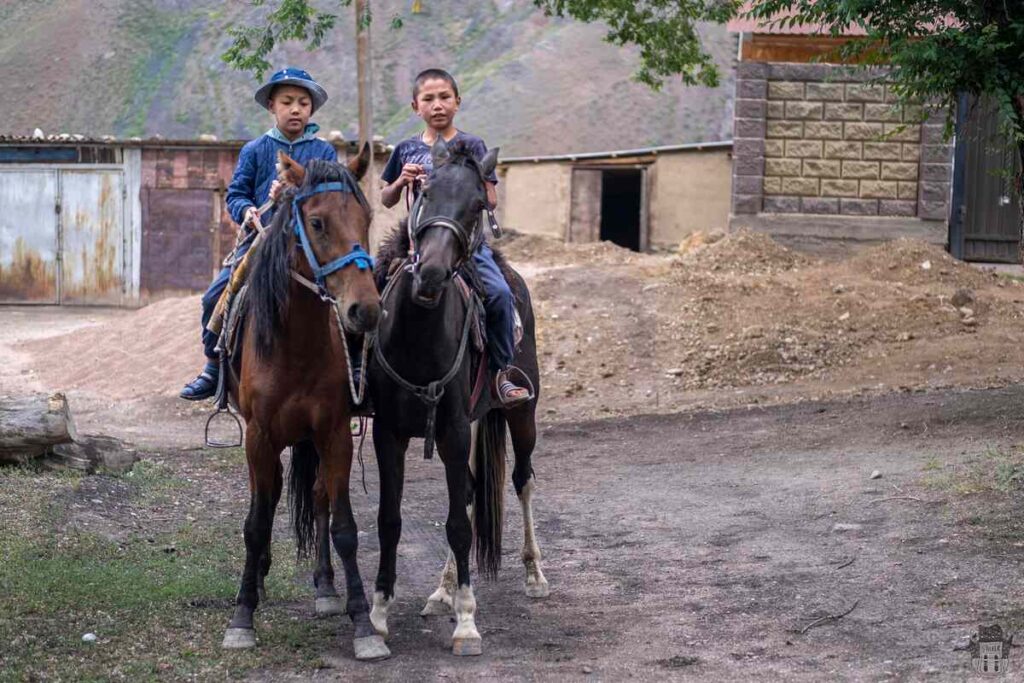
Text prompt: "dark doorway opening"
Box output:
[[600, 169, 643, 251]]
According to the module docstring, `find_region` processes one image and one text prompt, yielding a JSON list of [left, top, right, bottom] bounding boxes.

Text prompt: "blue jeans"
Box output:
[[473, 243, 515, 371], [200, 237, 254, 359]]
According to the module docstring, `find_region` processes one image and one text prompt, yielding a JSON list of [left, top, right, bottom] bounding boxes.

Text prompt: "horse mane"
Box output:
[[247, 159, 362, 359], [441, 141, 486, 179]]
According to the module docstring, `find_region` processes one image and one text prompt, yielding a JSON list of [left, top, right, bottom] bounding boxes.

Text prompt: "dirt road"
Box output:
[[6, 382, 1024, 680], [252, 385, 1024, 682]]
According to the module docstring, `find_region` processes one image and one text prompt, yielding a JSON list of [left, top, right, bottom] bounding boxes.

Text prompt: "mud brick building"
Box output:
[[727, 21, 954, 250]]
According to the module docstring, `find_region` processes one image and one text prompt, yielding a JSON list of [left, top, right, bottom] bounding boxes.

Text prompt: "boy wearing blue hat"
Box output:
[[380, 68, 529, 407], [181, 68, 338, 400]]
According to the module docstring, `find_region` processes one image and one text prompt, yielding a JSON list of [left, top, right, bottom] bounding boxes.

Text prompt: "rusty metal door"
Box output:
[[59, 170, 125, 305], [141, 188, 217, 294], [0, 170, 59, 304]]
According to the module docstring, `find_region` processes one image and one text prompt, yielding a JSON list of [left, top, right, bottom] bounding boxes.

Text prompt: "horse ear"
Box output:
[[480, 146, 499, 177], [348, 141, 371, 180], [277, 151, 305, 187], [431, 136, 450, 167]]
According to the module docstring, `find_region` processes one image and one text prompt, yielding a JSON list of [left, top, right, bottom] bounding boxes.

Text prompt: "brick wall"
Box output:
[[732, 62, 953, 222]]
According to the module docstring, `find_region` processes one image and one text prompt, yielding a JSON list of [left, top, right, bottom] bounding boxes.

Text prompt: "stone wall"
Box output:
[[732, 62, 953, 229]]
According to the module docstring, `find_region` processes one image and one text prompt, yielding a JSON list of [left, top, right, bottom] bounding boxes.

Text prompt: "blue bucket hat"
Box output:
[[254, 68, 329, 114]]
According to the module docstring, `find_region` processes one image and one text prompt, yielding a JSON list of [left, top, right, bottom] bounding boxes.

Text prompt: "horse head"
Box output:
[[409, 136, 498, 308], [279, 145, 380, 333]]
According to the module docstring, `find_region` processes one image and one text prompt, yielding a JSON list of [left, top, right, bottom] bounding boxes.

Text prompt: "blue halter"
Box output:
[[292, 180, 375, 291]]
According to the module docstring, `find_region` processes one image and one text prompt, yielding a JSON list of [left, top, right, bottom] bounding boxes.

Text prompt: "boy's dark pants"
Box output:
[[473, 243, 515, 371]]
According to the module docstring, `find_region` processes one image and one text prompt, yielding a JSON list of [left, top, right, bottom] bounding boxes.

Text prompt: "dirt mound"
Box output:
[[848, 239, 996, 289], [19, 296, 201, 401], [530, 233, 1024, 420], [676, 229, 810, 275], [495, 232, 657, 268]]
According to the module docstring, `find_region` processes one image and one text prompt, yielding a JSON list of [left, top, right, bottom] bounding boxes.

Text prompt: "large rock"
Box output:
[[47, 435, 137, 475], [0, 393, 77, 464]]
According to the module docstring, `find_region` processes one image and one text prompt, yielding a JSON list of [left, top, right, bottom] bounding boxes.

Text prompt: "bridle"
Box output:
[[288, 172, 375, 405], [291, 176, 375, 302], [406, 157, 498, 271]]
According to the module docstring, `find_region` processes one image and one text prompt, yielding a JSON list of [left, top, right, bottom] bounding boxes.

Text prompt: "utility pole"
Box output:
[[354, 0, 378, 245]]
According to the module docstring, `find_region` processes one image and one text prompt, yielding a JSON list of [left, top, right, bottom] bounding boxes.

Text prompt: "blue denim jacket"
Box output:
[[225, 124, 338, 226]]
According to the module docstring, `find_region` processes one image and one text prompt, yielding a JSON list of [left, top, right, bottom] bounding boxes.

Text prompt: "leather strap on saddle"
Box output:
[[207, 203, 270, 338]]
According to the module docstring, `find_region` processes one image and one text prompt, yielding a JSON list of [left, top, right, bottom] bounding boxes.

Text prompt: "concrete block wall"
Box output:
[[732, 62, 953, 222]]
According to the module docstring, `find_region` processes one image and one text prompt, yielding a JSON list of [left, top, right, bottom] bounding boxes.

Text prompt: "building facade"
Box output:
[[497, 142, 734, 251], [0, 137, 394, 306]]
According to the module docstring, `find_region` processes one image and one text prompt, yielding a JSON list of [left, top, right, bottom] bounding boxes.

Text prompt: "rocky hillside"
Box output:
[[0, 0, 735, 156]]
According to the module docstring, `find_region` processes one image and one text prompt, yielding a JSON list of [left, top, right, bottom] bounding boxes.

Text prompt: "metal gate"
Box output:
[[0, 170, 59, 303], [951, 96, 1022, 263], [0, 167, 126, 304]]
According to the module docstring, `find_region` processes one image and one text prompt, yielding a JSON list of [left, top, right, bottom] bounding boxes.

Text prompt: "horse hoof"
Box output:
[[221, 627, 257, 649], [420, 599, 451, 616], [316, 596, 345, 617], [354, 635, 391, 661], [452, 636, 483, 656], [525, 581, 550, 599]]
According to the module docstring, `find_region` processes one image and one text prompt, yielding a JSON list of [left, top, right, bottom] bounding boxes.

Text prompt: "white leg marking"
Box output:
[[370, 589, 394, 639], [421, 552, 457, 615], [451, 585, 482, 656], [520, 480, 550, 598]]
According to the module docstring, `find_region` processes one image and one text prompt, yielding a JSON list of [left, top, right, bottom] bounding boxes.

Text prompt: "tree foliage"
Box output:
[[747, 0, 1024, 151], [221, 0, 738, 88], [532, 0, 739, 88], [222, 0, 375, 80]]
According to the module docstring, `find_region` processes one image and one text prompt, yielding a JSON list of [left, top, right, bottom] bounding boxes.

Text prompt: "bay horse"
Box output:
[[220, 147, 390, 661], [366, 137, 549, 656]]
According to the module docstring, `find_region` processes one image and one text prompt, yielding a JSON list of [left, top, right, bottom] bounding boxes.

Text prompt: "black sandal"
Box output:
[[180, 366, 219, 401]]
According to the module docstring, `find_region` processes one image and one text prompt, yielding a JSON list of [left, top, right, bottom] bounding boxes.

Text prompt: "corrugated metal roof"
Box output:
[[0, 133, 393, 152], [500, 140, 733, 164]]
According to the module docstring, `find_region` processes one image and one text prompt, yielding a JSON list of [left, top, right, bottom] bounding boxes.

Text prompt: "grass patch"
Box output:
[[0, 458, 332, 681], [923, 445, 1024, 496]]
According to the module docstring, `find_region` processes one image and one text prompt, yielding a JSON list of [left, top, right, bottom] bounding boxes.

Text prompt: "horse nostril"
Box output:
[[347, 302, 380, 331], [419, 263, 450, 286]]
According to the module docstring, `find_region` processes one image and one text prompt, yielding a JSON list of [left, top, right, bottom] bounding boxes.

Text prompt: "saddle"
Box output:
[[378, 258, 523, 419]]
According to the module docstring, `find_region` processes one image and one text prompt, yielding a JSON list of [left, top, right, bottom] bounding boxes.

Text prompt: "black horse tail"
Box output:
[[474, 409, 507, 578], [288, 439, 319, 559]]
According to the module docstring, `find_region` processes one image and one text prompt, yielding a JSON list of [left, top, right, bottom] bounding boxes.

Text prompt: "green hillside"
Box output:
[[0, 0, 736, 156]]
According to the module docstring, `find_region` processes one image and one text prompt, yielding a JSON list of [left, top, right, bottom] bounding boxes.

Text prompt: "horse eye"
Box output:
[[309, 216, 324, 231]]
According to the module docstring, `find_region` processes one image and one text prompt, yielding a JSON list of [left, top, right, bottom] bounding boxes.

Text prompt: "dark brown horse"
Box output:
[[366, 137, 549, 657], [220, 147, 390, 661]]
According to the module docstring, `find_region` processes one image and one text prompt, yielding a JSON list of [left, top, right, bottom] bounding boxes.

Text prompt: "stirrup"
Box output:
[[497, 366, 535, 408], [205, 406, 243, 448], [205, 351, 242, 448]]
